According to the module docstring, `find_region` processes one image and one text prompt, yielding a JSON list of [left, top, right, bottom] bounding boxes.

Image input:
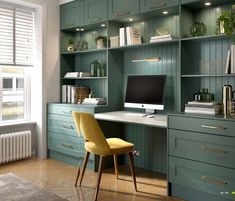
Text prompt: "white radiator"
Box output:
[[0, 131, 32, 164]]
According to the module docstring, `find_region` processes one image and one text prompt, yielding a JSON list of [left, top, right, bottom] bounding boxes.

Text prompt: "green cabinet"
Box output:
[[108, 0, 139, 20], [140, 0, 179, 13], [168, 114, 235, 201], [60, 0, 84, 30], [47, 104, 97, 170], [85, 0, 107, 25]]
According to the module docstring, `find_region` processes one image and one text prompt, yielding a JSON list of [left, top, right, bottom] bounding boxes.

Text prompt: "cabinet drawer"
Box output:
[[48, 114, 79, 137], [169, 129, 235, 168], [48, 104, 94, 116], [108, 0, 139, 20], [140, 0, 179, 13], [168, 115, 235, 137], [169, 156, 235, 200], [48, 132, 85, 158]]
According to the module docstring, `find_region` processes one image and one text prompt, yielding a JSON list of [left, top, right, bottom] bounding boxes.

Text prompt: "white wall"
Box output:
[[0, 0, 60, 158]]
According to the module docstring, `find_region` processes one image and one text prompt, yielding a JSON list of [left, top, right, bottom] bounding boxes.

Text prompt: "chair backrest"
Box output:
[[73, 112, 110, 152]]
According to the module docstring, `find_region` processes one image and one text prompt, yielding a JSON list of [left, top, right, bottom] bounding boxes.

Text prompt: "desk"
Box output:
[[95, 111, 167, 128]]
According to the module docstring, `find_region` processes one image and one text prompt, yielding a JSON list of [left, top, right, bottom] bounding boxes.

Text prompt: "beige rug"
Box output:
[[0, 173, 68, 201]]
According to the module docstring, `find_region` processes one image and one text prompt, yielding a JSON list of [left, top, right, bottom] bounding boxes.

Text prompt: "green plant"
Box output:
[[67, 37, 74, 44], [216, 8, 235, 40]]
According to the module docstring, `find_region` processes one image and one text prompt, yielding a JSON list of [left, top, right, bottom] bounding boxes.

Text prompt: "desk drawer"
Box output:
[[169, 129, 235, 168], [48, 132, 89, 159], [169, 156, 235, 200], [48, 114, 79, 137], [48, 104, 94, 116], [168, 115, 235, 137]]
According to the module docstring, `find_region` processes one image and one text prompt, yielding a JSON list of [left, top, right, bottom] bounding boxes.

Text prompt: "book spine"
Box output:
[[126, 27, 131, 45], [132, 28, 141, 45], [185, 109, 217, 115], [62, 85, 67, 103], [67, 85, 71, 103], [231, 45, 234, 74], [225, 50, 231, 74], [119, 27, 126, 46]]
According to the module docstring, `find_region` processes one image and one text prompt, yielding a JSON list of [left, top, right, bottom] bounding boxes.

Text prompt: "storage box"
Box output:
[[110, 36, 119, 48]]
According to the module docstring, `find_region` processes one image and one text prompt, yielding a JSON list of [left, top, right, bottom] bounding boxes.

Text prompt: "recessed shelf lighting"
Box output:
[[163, 11, 168, 15], [101, 24, 106, 27], [128, 18, 133, 22], [205, 2, 211, 6], [80, 28, 84, 31], [76, 28, 80, 31]]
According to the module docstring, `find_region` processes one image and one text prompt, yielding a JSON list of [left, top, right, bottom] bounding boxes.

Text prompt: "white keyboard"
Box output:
[[124, 112, 146, 117]]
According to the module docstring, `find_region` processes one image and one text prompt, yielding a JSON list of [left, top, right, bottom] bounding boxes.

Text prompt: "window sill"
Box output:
[[0, 121, 36, 128]]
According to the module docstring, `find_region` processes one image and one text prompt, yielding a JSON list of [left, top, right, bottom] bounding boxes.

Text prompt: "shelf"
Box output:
[[181, 74, 235, 78], [181, 34, 229, 42], [62, 77, 107, 80], [108, 39, 179, 51], [61, 48, 107, 55]]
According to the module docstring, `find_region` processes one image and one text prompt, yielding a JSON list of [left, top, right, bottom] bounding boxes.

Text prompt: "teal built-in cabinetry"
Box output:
[[48, 0, 235, 199]]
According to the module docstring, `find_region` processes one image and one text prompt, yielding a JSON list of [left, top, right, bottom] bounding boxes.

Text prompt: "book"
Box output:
[[83, 98, 107, 105], [184, 108, 219, 115], [67, 85, 71, 103], [62, 85, 67, 103], [225, 50, 231, 74], [150, 37, 174, 43], [185, 104, 221, 109], [187, 101, 220, 106], [150, 34, 177, 40], [185, 106, 221, 112], [231, 45, 235, 74], [126, 27, 141, 45], [119, 27, 126, 46]]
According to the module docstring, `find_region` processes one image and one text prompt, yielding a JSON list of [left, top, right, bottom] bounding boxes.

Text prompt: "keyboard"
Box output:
[[124, 112, 146, 117]]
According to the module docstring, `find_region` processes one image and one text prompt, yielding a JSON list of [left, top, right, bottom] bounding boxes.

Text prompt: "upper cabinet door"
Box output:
[[85, 0, 107, 25], [60, 0, 84, 30], [140, 0, 179, 13], [108, 0, 140, 20]]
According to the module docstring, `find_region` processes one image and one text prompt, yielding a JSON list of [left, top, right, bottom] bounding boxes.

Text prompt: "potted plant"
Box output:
[[67, 37, 75, 52], [95, 36, 107, 49], [216, 5, 235, 40]]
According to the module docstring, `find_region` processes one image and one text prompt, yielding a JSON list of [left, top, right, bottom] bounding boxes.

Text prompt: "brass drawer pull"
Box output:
[[62, 124, 74, 129], [62, 110, 72, 114], [91, 17, 101, 22], [201, 125, 227, 130], [116, 11, 130, 17], [201, 176, 228, 186], [201, 145, 228, 154], [149, 2, 167, 9], [62, 143, 74, 149]]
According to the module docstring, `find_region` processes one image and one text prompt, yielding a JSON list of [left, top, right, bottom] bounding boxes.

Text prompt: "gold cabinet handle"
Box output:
[[116, 11, 130, 17], [61, 143, 74, 149], [62, 124, 74, 129], [91, 17, 101, 22], [201, 145, 228, 154], [201, 176, 228, 186], [149, 2, 167, 9], [62, 110, 72, 114], [201, 125, 227, 130]]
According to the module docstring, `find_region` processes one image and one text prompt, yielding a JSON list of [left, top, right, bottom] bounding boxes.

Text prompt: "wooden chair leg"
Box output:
[[128, 152, 137, 191], [74, 165, 80, 187], [79, 151, 90, 186], [113, 154, 119, 179], [94, 155, 104, 201]]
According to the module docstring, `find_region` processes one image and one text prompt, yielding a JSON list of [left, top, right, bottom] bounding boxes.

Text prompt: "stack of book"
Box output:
[[119, 27, 141, 46], [184, 101, 222, 115], [64, 72, 91, 78], [150, 34, 177, 43], [83, 98, 107, 105]]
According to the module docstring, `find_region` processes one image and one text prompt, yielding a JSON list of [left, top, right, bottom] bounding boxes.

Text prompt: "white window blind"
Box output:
[[0, 3, 34, 66]]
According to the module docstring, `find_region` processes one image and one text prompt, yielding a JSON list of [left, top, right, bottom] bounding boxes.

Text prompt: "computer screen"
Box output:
[[124, 75, 166, 111]]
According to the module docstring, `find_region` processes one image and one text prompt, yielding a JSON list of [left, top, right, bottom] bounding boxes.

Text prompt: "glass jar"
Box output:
[[90, 60, 101, 77], [194, 88, 214, 102]]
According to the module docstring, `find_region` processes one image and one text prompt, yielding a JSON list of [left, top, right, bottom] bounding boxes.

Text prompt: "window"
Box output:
[[0, 2, 34, 122]]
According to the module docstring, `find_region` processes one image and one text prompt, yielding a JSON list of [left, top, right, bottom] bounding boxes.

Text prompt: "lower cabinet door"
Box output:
[[169, 156, 235, 200]]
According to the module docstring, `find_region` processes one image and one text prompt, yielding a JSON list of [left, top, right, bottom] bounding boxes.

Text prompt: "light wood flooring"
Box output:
[[0, 158, 183, 201]]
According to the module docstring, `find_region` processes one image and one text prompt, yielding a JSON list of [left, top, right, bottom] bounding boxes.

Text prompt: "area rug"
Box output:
[[0, 173, 68, 201]]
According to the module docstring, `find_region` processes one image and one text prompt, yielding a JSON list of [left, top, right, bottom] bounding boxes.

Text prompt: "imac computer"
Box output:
[[124, 75, 166, 115]]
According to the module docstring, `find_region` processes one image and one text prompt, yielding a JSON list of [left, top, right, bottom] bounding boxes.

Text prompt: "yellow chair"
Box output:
[[73, 112, 137, 200]]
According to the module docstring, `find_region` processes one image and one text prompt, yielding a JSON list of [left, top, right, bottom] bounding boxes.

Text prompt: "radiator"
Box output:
[[0, 131, 32, 164]]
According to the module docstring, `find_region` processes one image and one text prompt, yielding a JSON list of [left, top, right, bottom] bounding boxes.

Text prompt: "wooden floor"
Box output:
[[0, 158, 183, 201]]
